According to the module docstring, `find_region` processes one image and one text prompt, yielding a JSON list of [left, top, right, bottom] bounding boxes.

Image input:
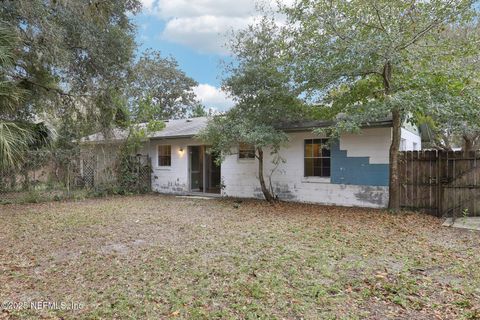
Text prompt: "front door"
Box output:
[[189, 146, 204, 192], [189, 146, 221, 194]]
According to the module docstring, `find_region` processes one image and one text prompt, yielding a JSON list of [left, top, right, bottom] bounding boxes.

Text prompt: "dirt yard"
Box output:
[[0, 195, 479, 319]]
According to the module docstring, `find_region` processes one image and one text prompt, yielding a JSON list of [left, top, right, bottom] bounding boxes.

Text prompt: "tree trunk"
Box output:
[[389, 108, 401, 210], [23, 170, 29, 191], [256, 147, 274, 202], [463, 134, 474, 153], [383, 61, 401, 211]]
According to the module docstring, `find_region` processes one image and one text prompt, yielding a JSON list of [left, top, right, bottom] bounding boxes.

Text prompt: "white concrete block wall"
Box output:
[[340, 127, 391, 164], [222, 129, 391, 208], [149, 138, 201, 194], [401, 128, 422, 151], [149, 126, 421, 209]]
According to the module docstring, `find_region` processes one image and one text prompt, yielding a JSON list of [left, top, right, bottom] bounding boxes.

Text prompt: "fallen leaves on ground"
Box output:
[[0, 195, 479, 319]]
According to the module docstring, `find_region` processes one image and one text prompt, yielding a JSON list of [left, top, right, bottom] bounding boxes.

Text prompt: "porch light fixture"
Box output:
[[177, 147, 185, 158]]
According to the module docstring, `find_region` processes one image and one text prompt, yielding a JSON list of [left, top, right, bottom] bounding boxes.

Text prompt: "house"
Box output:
[[80, 116, 421, 208]]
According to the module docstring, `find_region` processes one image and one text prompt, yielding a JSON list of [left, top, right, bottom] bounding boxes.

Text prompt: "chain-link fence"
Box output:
[[0, 148, 152, 204]]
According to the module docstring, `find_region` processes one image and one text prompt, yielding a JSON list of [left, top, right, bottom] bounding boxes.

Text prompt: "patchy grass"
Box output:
[[0, 189, 90, 205], [0, 195, 479, 319]]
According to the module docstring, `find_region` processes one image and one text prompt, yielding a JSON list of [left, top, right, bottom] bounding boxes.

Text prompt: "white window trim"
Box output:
[[157, 144, 172, 169], [304, 138, 331, 179], [301, 176, 331, 184]]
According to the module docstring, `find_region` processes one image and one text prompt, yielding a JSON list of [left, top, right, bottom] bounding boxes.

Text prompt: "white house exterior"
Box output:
[[81, 117, 421, 208]]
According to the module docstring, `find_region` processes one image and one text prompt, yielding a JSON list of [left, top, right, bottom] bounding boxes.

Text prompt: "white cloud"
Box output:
[[193, 84, 234, 111], [154, 0, 257, 19], [162, 15, 255, 54], [139, 0, 155, 11], [139, 0, 291, 54]]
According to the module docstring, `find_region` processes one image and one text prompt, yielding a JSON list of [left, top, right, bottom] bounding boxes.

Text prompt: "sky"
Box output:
[[133, 0, 270, 112]]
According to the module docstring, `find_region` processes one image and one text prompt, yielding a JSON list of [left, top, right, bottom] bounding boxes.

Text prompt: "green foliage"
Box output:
[[116, 155, 152, 194], [128, 50, 200, 120], [0, 0, 141, 130], [189, 103, 208, 118], [199, 113, 290, 163], [23, 189, 42, 204], [93, 88, 130, 132], [200, 17, 306, 159], [0, 24, 25, 113], [282, 0, 478, 133], [112, 125, 155, 195], [411, 26, 480, 149], [199, 17, 307, 201], [1, 0, 204, 176], [0, 24, 32, 169], [0, 122, 31, 169], [277, 0, 479, 208]]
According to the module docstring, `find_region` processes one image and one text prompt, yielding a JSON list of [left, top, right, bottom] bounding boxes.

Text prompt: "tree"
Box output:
[[198, 18, 306, 202], [0, 0, 140, 127], [128, 50, 200, 120], [114, 48, 202, 192], [418, 23, 480, 152], [0, 24, 30, 169], [417, 74, 480, 151], [0, 23, 57, 170], [189, 103, 208, 118], [0, 122, 30, 169], [117, 50, 201, 158], [282, 0, 477, 209]]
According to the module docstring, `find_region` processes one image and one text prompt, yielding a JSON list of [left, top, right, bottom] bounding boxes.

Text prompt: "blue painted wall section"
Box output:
[[330, 141, 389, 186]]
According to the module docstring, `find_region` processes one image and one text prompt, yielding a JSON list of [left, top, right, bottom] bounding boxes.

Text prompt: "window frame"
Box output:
[[304, 139, 331, 178], [238, 143, 256, 160], [157, 144, 172, 167]]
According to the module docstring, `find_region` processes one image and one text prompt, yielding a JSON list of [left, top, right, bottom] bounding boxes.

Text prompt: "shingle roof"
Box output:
[[149, 117, 208, 139], [80, 116, 393, 144], [79, 127, 133, 143], [80, 117, 209, 143]]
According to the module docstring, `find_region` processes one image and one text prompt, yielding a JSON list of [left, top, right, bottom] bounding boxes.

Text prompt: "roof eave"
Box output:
[[149, 134, 198, 140], [279, 120, 393, 132]]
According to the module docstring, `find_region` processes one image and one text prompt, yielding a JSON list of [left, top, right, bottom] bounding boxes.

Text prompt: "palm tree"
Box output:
[[0, 23, 30, 169]]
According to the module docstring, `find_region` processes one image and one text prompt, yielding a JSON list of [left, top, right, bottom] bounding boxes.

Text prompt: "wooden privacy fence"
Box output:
[[399, 150, 480, 217]]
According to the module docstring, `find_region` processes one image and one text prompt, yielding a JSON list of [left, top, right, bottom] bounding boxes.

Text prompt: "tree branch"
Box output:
[[12, 75, 92, 98], [372, 2, 387, 33]]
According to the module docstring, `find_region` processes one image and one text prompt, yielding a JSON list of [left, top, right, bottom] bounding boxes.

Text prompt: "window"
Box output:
[[304, 139, 330, 177], [400, 138, 407, 151], [413, 142, 418, 151], [239, 143, 255, 159], [158, 145, 171, 166]]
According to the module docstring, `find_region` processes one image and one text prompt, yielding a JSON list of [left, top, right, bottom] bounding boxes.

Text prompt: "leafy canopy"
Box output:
[[282, 0, 478, 130], [128, 50, 200, 121], [0, 24, 30, 168], [0, 0, 141, 125], [199, 17, 306, 158], [413, 23, 480, 149]]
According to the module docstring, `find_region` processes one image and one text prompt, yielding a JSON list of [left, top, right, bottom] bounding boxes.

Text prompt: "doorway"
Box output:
[[188, 146, 221, 194]]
